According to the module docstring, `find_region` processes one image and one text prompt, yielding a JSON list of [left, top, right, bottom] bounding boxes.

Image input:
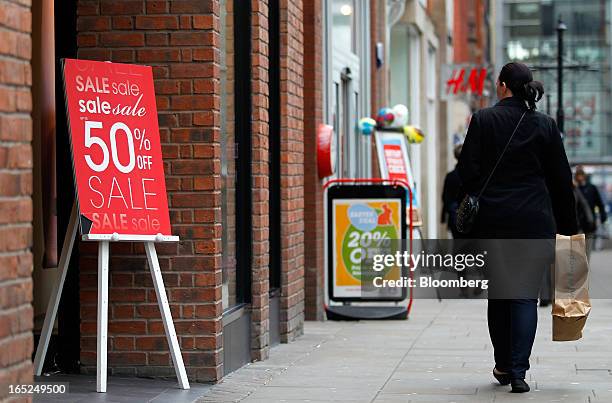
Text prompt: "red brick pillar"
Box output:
[[76, 0, 223, 382], [303, 0, 325, 321], [250, 0, 270, 361], [279, 0, 305, 341], [0, 0, 34, 398]]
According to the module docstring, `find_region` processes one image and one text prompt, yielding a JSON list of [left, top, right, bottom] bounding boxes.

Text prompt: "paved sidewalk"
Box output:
[[199, 251, 612, 403], [33, 374, 211, 403]]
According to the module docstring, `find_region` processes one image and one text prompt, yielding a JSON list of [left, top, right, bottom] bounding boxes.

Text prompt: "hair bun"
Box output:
[[523, 80, 544, 109]]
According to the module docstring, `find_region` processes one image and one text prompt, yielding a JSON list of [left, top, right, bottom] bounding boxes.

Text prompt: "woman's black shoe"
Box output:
[[493, 368, 511, 385], [511, 379, 530, 393]]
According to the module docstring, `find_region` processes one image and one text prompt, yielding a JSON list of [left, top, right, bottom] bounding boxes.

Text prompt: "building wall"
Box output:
[[370, 0, 386, 112], [75, 0, 224, 382], [250, 0, 270, 362], [279, 0, 305, 342], [248, 0, 305, 358], [450, 0, 492, 141], [398, 0, 441, 239], [453, 0, 487, 64], [72, 0, 304, 381], [429, 0, 453, 237], [420, 22, 440, 239], [0, 0, 34, 399], [302, 0, 325, 321]]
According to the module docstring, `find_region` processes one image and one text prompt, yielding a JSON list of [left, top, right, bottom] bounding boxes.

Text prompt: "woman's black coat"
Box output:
[[457, 96, 578, 238]]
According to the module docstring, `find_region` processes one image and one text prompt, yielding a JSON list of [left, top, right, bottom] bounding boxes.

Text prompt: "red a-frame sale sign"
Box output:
[[63, 58, 171, 236]]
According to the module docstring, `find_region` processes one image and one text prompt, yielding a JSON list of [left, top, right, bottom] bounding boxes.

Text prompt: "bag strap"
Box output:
[[477, 110, 527, 199]]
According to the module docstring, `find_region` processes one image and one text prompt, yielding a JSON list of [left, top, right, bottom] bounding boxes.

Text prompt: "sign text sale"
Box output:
[[63, 59, 171, 236]]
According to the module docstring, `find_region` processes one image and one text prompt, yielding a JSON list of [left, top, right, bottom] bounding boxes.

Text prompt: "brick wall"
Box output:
[[302, 0, 325, 321], [279, 0, 304, 342], [453, 0, 487, 64], [0, 0, 34, 400], [250, 0, 270, 361], [76, 0, 224, 382]]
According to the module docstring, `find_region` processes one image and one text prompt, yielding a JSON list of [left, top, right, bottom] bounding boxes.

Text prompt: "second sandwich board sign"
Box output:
[[326, 184, 408, 302]]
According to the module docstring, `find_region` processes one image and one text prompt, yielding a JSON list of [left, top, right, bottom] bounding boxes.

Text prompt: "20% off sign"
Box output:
[[63, 59, 172, 236]]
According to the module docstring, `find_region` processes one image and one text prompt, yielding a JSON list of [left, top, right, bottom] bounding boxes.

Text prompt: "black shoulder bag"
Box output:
[[456, 111, 527, 234]]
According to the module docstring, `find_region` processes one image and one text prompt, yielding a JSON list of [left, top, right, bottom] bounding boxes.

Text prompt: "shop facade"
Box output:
[[0, 0, 465, 394], [1, 0, 306, 388], [304, 0, 459, 319]]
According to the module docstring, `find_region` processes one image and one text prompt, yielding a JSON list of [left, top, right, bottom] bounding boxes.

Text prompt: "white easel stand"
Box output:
[[33, 203, 190, 392]]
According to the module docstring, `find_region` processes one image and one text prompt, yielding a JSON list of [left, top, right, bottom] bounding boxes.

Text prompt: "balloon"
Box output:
[[403, 125, 425, 144], [391, 104, 409, 127], [358, 117, 377, 135], [375, 107, 394, 127]]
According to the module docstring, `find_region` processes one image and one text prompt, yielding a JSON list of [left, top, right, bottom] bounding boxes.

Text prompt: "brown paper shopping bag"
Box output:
[[552, 234, 591, 341]]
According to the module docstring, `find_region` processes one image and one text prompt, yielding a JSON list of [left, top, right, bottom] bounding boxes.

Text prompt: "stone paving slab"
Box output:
[[248, 386, 378, 402]]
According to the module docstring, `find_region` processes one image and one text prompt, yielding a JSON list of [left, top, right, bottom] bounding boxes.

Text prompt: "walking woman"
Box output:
[[457, 62, 578, 392]]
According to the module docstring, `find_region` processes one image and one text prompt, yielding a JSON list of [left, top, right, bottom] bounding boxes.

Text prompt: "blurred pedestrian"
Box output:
[[574, 181, 596, 234], [441, 144, 476, 298], [441, 144, 463, 238], [575, 166, 607, 257], [457, 62, 577, 393]]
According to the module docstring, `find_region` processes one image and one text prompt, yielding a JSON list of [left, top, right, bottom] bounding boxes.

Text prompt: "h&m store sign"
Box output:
[[441, 64, 493, 99]]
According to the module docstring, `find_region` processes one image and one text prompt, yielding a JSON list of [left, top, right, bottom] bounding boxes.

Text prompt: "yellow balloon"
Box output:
[[403, 125, 425, 144]]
